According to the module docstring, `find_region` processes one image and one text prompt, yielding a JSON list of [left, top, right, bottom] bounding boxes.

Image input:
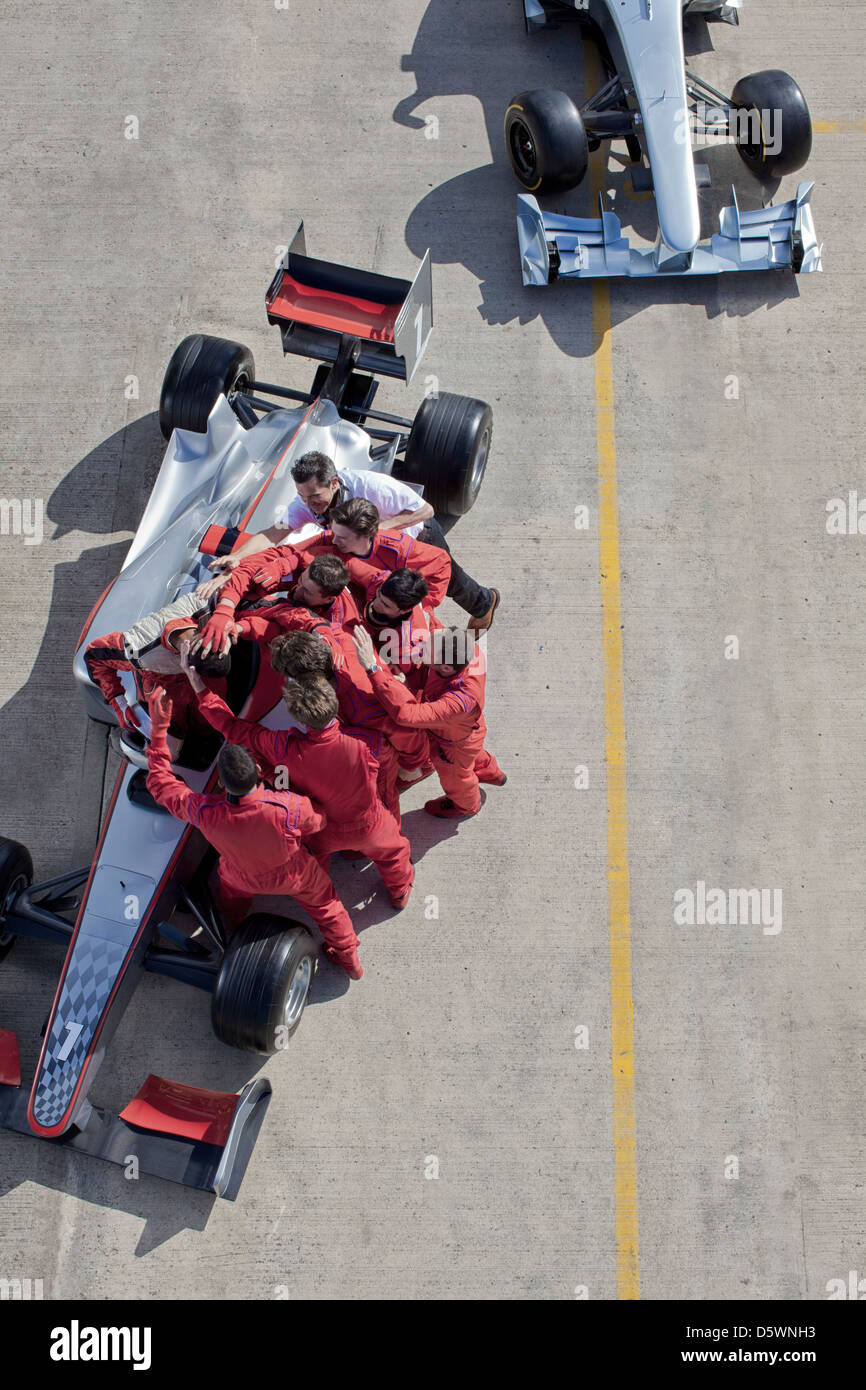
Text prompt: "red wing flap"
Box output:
[[0, 1030, 21, 1087], [200, 525, 257, 558], [267, 271, 400, 343], [120, 1074, 239, 1146]]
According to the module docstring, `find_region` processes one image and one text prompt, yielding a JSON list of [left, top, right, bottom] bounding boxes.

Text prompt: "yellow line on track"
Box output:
[[586, 51, 640, 1302], [578, 90, 857, 1308], [813, 119, 866, 135]]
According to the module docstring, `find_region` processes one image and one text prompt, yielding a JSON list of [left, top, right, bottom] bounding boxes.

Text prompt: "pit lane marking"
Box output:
[[587, 49, 641, 1303], [813, 119, 866, 134]]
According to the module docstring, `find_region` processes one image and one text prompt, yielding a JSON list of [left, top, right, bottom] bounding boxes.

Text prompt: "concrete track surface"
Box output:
[[0, 1, 862, 1300]]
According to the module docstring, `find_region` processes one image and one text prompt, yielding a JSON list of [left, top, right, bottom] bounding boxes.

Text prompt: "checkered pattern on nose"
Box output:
[[31, 935, 128, 1129]]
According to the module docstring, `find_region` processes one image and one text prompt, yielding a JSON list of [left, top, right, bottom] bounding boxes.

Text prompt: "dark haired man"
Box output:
[[354, 569, 438, 690], [285, 452, 430, 534], [85, 592, 231, 737], [145, 686, 362, 979], [270, 630, 403, 821], [195, 551, 358, 657], [208, 450, 500, 631], [352, 624, 505, 818]]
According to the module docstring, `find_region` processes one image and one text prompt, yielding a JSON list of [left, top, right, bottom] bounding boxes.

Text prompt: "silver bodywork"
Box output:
[[518, 0, 821, 280], [74, 394, 414, 720]]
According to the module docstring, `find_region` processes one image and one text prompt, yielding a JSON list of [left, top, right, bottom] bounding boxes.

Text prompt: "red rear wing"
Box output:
[[266, 220, 432, 381], [268, 272, 403, 344]]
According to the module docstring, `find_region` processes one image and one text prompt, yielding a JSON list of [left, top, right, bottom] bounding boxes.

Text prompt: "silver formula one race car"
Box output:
[[509, 0, 822, 281], [0, 225, 492, 1198]]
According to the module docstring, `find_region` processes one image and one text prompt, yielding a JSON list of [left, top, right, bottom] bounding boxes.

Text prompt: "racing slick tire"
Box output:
[[731, 70, 813, 178], [211, 914, 317, 1054], [504, 89, 589, 194], [159, 334, 256, 440], [398, 393, 492, 517], [0, 838, 33, 963]]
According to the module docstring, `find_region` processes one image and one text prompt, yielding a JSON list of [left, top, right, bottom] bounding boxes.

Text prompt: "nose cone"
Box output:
[[643, 89, 702, 251], [614, 11, 702, 254], [654, 156, 702, 254]]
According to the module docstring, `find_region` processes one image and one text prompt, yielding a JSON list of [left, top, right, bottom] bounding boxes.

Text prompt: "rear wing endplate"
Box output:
[[266, 220, 433, 382]]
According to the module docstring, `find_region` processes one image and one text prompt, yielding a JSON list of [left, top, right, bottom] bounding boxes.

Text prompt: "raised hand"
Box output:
[[148, 686, 173, 733], [352, 625, 377, 671]]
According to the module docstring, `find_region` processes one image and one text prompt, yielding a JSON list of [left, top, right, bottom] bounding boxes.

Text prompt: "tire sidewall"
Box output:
[[212, 916, 317, 1054], [504, 89, 588, 194], [159, 334, 256, 439], [402, 392, 493, 516], [731, 70, 812, 178]]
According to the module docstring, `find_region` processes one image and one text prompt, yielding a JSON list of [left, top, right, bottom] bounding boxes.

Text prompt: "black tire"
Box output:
[[504, 89, 589, 194], [0, 837, 33, 964], [397, 392, 492, 517], [211, 914, 317, 1054], [159, 334, 255, 440], [731, 70, 812, 179]]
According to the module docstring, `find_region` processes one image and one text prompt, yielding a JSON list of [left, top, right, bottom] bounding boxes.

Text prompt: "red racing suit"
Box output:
[[367, 645, 501, 814], [234, 605, 429, 781], [211, 542, 310, 610], [348, 579, 439, 691], [145, 719, 357, 953], [234, 589, 360, 641], [198, 559, 360, 655], [194, 692, 413, 897], [297, 528, 450, 610]]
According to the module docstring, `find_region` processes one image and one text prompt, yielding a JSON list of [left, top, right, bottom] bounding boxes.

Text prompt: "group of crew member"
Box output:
[[84, 451, 505, 980]]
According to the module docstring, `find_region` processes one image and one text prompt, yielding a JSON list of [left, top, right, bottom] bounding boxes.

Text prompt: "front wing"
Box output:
[[517, 183, 822, 282], [0, 1041, 270, 1200]]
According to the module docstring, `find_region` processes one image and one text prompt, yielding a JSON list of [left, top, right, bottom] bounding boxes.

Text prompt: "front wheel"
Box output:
[[0, 837, 33, 964], [731, 70, 812, 178], [397, 393, 492, 516], [159, 334, 256, 440], [211, 914, 317, 1054], [504, 89, 589, 194]]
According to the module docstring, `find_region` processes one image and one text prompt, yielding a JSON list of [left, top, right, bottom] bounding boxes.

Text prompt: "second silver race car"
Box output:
[[510, 0, 822, 280]]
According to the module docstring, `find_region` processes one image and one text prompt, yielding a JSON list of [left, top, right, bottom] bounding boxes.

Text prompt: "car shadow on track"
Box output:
[[0, 411, 166, 876], [396, 0, 800, 357], [0, 1130, 216, 1256], [274, 803, 472, 1006]]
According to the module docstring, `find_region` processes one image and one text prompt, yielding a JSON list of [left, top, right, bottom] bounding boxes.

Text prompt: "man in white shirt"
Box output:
[[278, 454, 431, 539], [209, 451, 500, 632]]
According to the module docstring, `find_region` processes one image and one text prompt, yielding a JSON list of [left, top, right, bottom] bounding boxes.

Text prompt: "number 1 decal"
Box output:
[[56, 1021, 84, 1061]]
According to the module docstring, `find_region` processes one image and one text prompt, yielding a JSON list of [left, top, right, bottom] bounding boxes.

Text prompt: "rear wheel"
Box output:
[[159, 334, 255, 439], [504, 89, 589, 194], [0, 838, 33, 964], [211, 914, 317, 1054], [397, 392, 492, 516], [731, 69, 812, 178]]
